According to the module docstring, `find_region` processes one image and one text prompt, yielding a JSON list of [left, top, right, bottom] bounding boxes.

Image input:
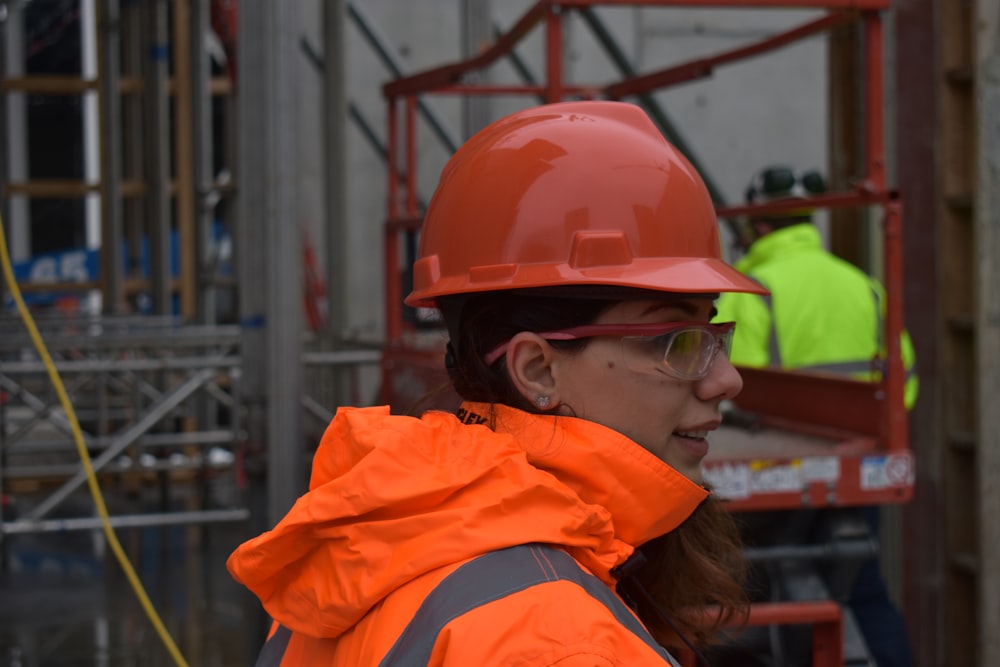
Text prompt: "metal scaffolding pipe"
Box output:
[[26, 365, 223, 520], [3, 509, 250, 535]]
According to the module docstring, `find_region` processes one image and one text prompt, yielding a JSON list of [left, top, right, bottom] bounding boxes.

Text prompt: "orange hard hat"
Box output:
[[405, 101, 767, 308]]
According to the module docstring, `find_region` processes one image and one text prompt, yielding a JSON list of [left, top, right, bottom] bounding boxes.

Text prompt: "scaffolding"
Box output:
[[0, 314, 248, 534], [0, 0, 252, 552], [0, 0, 388, 549]]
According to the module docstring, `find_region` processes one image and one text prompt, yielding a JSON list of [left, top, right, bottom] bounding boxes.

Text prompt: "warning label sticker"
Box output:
[[702, 462, 750, 500], [801, 456, 840, 483], [860, 453, 915, 490], [703, 456, 848, 501], [749, 460, 802, 494]]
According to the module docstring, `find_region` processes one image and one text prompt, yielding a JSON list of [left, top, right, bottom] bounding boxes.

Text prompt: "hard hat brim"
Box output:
[[405, 256, 769, 308]]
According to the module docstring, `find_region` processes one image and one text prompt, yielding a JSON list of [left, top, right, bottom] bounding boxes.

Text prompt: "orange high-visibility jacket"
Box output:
[[227, 402, 709, 666]]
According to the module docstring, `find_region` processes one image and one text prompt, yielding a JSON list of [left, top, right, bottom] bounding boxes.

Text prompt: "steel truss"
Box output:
[[0, 314, 249, 536]]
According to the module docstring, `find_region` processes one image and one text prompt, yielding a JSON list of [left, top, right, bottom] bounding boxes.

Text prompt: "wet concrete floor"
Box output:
[[1, 494, 269, 667]]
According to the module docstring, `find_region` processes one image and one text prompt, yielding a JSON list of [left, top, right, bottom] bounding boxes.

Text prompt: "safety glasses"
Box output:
[[484, 320, 736, 381]]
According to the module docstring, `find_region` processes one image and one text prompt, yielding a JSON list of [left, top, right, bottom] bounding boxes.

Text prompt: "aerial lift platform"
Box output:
[[378, 2, 910, 665]]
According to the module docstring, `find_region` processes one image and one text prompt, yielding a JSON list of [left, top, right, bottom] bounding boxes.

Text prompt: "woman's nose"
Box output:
[[696, 353, 744, 402]]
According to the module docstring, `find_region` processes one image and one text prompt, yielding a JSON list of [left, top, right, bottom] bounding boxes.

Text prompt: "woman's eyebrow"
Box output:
[[640, 300, 706, 317]]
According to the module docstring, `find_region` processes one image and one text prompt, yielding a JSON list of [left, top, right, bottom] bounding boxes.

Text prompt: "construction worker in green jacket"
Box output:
[[715, 165, 918, 408], [713, 165, 917, 667]]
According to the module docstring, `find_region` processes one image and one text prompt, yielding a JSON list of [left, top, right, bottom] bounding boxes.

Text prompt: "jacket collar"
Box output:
[[460, 402, 710, 548], [736, 222, 822, 274]]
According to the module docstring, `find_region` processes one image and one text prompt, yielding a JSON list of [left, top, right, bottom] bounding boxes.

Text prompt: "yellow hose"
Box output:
[[0, 210, 190, 667]]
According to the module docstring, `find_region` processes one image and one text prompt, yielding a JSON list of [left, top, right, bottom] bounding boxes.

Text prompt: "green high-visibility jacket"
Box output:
[[715, 223, 918, 409]]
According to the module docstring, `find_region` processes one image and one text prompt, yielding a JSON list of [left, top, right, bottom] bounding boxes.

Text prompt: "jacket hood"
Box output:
[[227, 402, 708, 640]]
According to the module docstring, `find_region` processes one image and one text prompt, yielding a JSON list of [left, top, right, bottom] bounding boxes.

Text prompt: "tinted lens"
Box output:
[[665, 329, 714, 377], [621, 326, 730, 380]]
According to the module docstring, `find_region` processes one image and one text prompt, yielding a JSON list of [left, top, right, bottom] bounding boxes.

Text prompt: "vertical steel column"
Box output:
[[174, 0, 196, 320], [324, 0, 348, 343], [98, 0, 125, 313], [191, 0, 215, 324], [121, 2, 145, 289], [2, 1, 30, 261], [143, 0, 172, 315], [863, 12, 906, 452], [0, 5, 7, 324], [267, 0, 304, 522], [461, 0, 493, 137], [238, 0, 271, 534], [82, 0, 103, 261], [238, 1, 304, 523]]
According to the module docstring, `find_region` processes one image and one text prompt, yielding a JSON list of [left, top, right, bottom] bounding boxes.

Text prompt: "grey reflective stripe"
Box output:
[[871, 286, 883, 350], [797, 359, 917, 383], [742, 275, 782, 365], [254, 624, 292, 667], [797, 360, 883, 375], [379, 543, 680, 667], [760, 292, 782, 366]]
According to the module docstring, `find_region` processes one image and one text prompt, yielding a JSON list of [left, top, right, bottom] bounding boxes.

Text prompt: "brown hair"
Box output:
[[437, 288, 749, 647], [620, 499, 749, 649]]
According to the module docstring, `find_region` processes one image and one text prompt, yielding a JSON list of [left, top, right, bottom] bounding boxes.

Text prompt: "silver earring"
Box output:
[[535, 395, 551, 408]]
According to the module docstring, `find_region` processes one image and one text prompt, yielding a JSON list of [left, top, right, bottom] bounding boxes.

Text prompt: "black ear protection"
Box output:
[[745, 166, 826, 204]]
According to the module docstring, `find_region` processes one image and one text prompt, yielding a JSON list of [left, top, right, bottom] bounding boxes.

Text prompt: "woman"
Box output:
[[228, 100, 768, 666]]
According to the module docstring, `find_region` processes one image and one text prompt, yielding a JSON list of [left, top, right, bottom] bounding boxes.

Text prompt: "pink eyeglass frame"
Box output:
[[484, 320, 736, 366]]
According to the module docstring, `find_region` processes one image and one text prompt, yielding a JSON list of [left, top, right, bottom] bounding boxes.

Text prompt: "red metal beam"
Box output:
[[716, 188, 896, 219], [604, 12, 854, 99], [558, 0, 888, 7], [881, 200, 908, 454], [733, 367, 882, 437], [746, 601, 844, 667], [414, 84, 595, 97], [382, 2, 550, 98], [744, 600, 842, 625], [382, 2, 889, 101], [863, 11, 886, 189], [678, 600, 844, 667]]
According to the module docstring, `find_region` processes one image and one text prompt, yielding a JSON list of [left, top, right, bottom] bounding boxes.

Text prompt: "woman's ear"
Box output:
[[505, 332, 559, 409]]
